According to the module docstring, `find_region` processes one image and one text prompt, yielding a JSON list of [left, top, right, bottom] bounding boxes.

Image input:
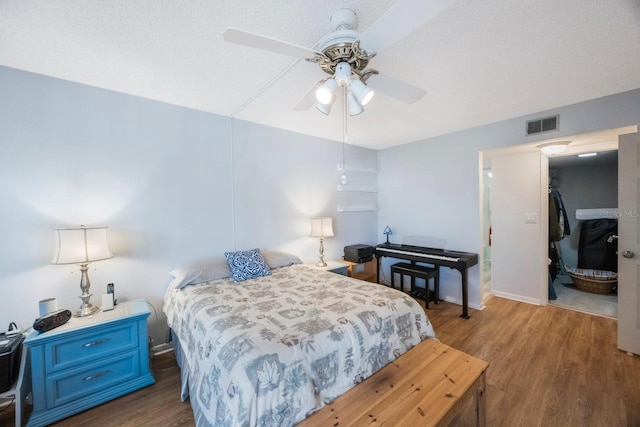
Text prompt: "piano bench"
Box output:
[[391, 263, 439, 308]]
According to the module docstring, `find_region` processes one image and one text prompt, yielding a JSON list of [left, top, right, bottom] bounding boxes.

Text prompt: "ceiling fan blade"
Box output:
[[293, 80, 324, 111], [358, 0, 454, 54], [367, 73, 426, 104], [223, 27, 321, 59]]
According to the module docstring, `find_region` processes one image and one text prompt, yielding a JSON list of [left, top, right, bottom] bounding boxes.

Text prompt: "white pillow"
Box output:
[[261, 250, 303, 269], [165, 251, 302, 298]]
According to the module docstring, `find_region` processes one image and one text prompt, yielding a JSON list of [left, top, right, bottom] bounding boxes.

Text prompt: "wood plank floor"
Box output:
[[1, 296, 638, 426]]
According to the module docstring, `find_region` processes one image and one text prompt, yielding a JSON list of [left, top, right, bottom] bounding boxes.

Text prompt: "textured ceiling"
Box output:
[[1, 0, 639, 150]]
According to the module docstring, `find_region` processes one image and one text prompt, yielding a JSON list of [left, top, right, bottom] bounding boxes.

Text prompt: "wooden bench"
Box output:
[[298, 339, 488, 427], [391, 262, 440, 308]]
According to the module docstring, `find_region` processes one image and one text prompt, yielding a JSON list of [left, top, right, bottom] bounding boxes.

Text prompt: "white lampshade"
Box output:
[[52, 226, 113, 265], [538, 141, 571, 155], [310, 217, 334, 238]]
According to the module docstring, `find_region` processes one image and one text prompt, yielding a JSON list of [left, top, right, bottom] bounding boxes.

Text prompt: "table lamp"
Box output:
[[383, 226, 392, 244], [310, 217, 334, 267], [51, 226, 113, 317]]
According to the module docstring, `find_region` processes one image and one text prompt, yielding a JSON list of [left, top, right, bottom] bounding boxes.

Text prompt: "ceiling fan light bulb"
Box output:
[[350, 79, 374, 106], [315, 79, 338, 105], [360, 89, 374, 106], [315, 88, 333, 105]]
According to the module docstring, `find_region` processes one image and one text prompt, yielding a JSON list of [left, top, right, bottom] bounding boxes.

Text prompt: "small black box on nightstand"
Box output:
[[344, 244, 374, 263]]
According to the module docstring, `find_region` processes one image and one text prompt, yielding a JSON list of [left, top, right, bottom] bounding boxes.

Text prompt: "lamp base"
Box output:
[[74, 263, 101, 317], [316, 237, 328, 267], [74, 304, 101, 318]]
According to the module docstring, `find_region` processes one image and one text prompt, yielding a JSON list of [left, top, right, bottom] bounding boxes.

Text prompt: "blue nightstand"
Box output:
[[24, 299, 155, 427]]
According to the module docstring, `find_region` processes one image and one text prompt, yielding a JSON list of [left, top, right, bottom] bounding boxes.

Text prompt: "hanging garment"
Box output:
[[554, 189, 571, 236], [549, 188, 570, 240], [549, 191, 563, 242], [577, 218, 618, 272], [549, 243, 559, 281]]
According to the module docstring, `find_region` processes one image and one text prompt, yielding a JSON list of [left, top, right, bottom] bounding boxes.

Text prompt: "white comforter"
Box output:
[[164, 264, 436, 426]]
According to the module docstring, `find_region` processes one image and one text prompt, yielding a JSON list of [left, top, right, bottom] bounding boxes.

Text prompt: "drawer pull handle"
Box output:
[[83, 370, 110, 381], [82, 338, 110, 347]]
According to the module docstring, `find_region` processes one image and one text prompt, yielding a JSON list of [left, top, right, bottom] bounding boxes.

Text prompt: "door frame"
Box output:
[[480, 126, 636, 304]]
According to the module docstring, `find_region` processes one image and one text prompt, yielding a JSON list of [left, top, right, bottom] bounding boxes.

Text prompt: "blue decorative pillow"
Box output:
[[224, 248, 272, 282]]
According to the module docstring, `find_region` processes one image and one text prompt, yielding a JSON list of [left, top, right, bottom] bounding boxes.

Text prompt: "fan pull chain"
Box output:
[[341, 86, 348, 185]]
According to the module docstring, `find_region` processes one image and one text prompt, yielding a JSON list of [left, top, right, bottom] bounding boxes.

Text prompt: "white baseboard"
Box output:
[[439, 295, 485, 311], [491, 290, 541, 306]]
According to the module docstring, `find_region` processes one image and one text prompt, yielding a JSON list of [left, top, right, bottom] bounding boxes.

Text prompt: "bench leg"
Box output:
[[410, 274, 414, 295], [415, 276, 429, 309], [475, 371, 487, 427]]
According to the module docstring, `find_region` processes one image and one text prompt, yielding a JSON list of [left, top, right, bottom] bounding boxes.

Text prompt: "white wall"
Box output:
[[1, 64, 638, 338], [491, 152, 547, 304], [378, 89, 640, 310], [0, 66, 377, 341], [230, 121, 378, 254]]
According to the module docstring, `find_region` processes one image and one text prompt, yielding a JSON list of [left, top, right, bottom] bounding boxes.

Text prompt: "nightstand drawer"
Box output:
[[45, 323, 138, 372], [47, 350, 140, 408]]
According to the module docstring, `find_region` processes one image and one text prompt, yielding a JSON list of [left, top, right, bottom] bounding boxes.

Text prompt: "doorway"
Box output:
[[547, 150, 618, 318], [480, 126, 635, 306]]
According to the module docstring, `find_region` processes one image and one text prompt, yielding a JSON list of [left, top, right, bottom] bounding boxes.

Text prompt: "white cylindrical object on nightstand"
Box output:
[[39, 298, 57, 316]]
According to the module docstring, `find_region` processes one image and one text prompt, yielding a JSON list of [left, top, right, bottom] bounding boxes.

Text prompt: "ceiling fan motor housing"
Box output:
[[330, 8, 358, 31], [317, 8, 375, 77]]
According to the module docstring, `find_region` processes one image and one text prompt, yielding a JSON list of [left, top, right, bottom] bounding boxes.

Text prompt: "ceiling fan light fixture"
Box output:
[[538, 141, 571, 155], [334, 62, 352, 86], [315, 101, 332, 115], [346, 91, 364, 116], [350, 79, 374, 106], [315, 78, 338, 105]]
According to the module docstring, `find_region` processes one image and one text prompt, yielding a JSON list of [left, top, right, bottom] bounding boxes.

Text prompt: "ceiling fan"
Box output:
[[223, 0, 453, 116]]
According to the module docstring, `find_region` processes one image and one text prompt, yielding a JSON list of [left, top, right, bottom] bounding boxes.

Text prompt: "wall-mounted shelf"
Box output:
[[337, 185, 377, 193], [337, 163, 378, 174], [337, 205, 378, 212]]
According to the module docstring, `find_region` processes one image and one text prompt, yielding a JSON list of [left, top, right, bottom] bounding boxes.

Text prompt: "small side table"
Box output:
[[24, 299, 155, 427], [341, 259, 377, 283], [306, 261, 349, 276]]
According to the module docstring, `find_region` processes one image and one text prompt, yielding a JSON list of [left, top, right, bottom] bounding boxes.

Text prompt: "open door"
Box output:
[[618, 132, 640, 355]]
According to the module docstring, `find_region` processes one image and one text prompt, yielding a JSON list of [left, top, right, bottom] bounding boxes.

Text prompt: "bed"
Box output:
[[163, 250, 436, 426]]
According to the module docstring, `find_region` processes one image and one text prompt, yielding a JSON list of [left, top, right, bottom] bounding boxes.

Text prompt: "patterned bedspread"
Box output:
[[164, 264, 436, 426]]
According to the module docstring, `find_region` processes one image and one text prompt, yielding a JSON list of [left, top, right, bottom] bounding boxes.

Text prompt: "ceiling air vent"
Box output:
[[526, 115, 558, 136]]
